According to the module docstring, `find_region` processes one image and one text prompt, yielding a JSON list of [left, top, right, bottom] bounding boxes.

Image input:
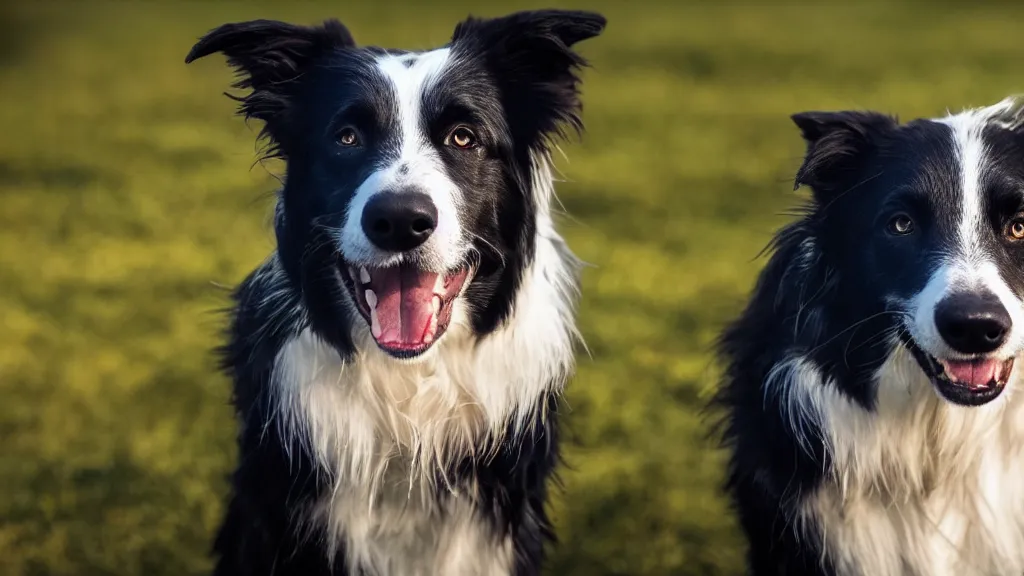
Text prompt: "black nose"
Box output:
[[934, 292, 1011, 354], [360, 192, 438, 252]]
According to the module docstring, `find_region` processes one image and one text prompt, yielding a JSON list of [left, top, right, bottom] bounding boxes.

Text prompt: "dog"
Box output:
[[185, 10, 604, 576], [716, 98, 1024, 576]]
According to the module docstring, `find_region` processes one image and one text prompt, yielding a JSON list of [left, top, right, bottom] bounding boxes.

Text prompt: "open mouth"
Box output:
[[904, 338, 1014, 406], [341, 260, 472, 358]]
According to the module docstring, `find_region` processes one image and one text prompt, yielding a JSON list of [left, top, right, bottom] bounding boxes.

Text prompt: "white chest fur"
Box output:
[[267, 221, 579, 575], [779, 349, 1024, 576], [807, 455, 1024, 576]]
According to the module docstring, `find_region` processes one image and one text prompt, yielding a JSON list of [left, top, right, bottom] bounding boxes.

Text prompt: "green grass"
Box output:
[[2, 1, 1023, 574]]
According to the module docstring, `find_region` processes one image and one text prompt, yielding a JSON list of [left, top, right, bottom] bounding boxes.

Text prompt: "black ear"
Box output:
[[185, 19, 356, 158], [791, 110, 897, 194], [451, 10, 606, 147]]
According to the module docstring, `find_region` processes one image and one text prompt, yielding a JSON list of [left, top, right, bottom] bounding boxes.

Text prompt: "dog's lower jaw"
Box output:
[[902, 337, 1012, 407]]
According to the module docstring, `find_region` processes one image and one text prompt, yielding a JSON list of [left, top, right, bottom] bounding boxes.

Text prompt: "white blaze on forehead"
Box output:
[[938, 98, 1022, 263], [339, 47, 466, 272], [376, 49, 451, 158], [939, 107, 991, 262]]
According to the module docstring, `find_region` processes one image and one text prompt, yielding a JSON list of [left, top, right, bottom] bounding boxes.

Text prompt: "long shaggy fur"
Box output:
[[188, 11, 605, 576]]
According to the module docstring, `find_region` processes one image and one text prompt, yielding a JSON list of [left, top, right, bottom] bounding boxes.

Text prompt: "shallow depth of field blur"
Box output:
[[2, 1, 1022, 574]]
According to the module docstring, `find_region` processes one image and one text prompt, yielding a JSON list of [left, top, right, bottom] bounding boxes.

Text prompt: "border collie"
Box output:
[[716, 98, 1024, 576], [185, 10, 604, 576]]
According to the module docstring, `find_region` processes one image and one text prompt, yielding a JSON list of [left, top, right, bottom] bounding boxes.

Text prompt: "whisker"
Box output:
[[467, 232, 507, 267], [805, 311, 906, 356]]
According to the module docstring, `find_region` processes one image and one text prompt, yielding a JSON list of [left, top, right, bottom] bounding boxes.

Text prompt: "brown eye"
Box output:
[[887, 213, 914, 236], [338, 127, 359, 147], [1008, 218, 1024, 240], [447, 126, 476, 149]]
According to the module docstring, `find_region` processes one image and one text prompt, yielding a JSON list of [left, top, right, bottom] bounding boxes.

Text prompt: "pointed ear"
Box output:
[[185, 19, 356, 157], [791, 110, 897, 195], [451, 10, 606, 147]]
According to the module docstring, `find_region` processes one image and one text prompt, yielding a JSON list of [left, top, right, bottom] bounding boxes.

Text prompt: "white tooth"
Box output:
[[432, 295, 441, 315], [424, 311, 438, 344], [348, 267, 360, 284], [433, 274, 445, 294], [360, 267, 371, 284], [365, 289, 377, 309], [370, 307, 382, 339]]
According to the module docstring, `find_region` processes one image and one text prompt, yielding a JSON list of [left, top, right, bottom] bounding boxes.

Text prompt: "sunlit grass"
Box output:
[[2, 1, 1023, 574]]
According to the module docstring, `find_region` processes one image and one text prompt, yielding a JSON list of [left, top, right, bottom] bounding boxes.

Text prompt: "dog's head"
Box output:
[[187, 12, 604, 359], [793, 99, 1024, 406]]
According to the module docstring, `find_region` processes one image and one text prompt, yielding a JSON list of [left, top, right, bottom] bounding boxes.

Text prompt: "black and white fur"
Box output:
[[717, 99, 1024, 576], [185, 11, 604, 576]]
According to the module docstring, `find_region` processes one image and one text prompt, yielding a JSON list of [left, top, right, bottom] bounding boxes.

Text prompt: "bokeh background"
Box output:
[[2, 1, 1022, 574]]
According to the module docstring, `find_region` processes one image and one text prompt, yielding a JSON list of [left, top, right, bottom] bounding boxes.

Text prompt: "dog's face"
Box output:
[[794, 100, 1024, 406], [187, 12, 604, 359]]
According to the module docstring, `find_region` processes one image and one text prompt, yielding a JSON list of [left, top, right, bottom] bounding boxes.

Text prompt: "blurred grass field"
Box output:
[[2, 1, 1023, 574]]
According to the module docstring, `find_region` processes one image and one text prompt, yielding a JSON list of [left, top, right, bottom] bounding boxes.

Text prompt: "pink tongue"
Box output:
[[372, 265, 438, 347], [944, 359, 999, 389]]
